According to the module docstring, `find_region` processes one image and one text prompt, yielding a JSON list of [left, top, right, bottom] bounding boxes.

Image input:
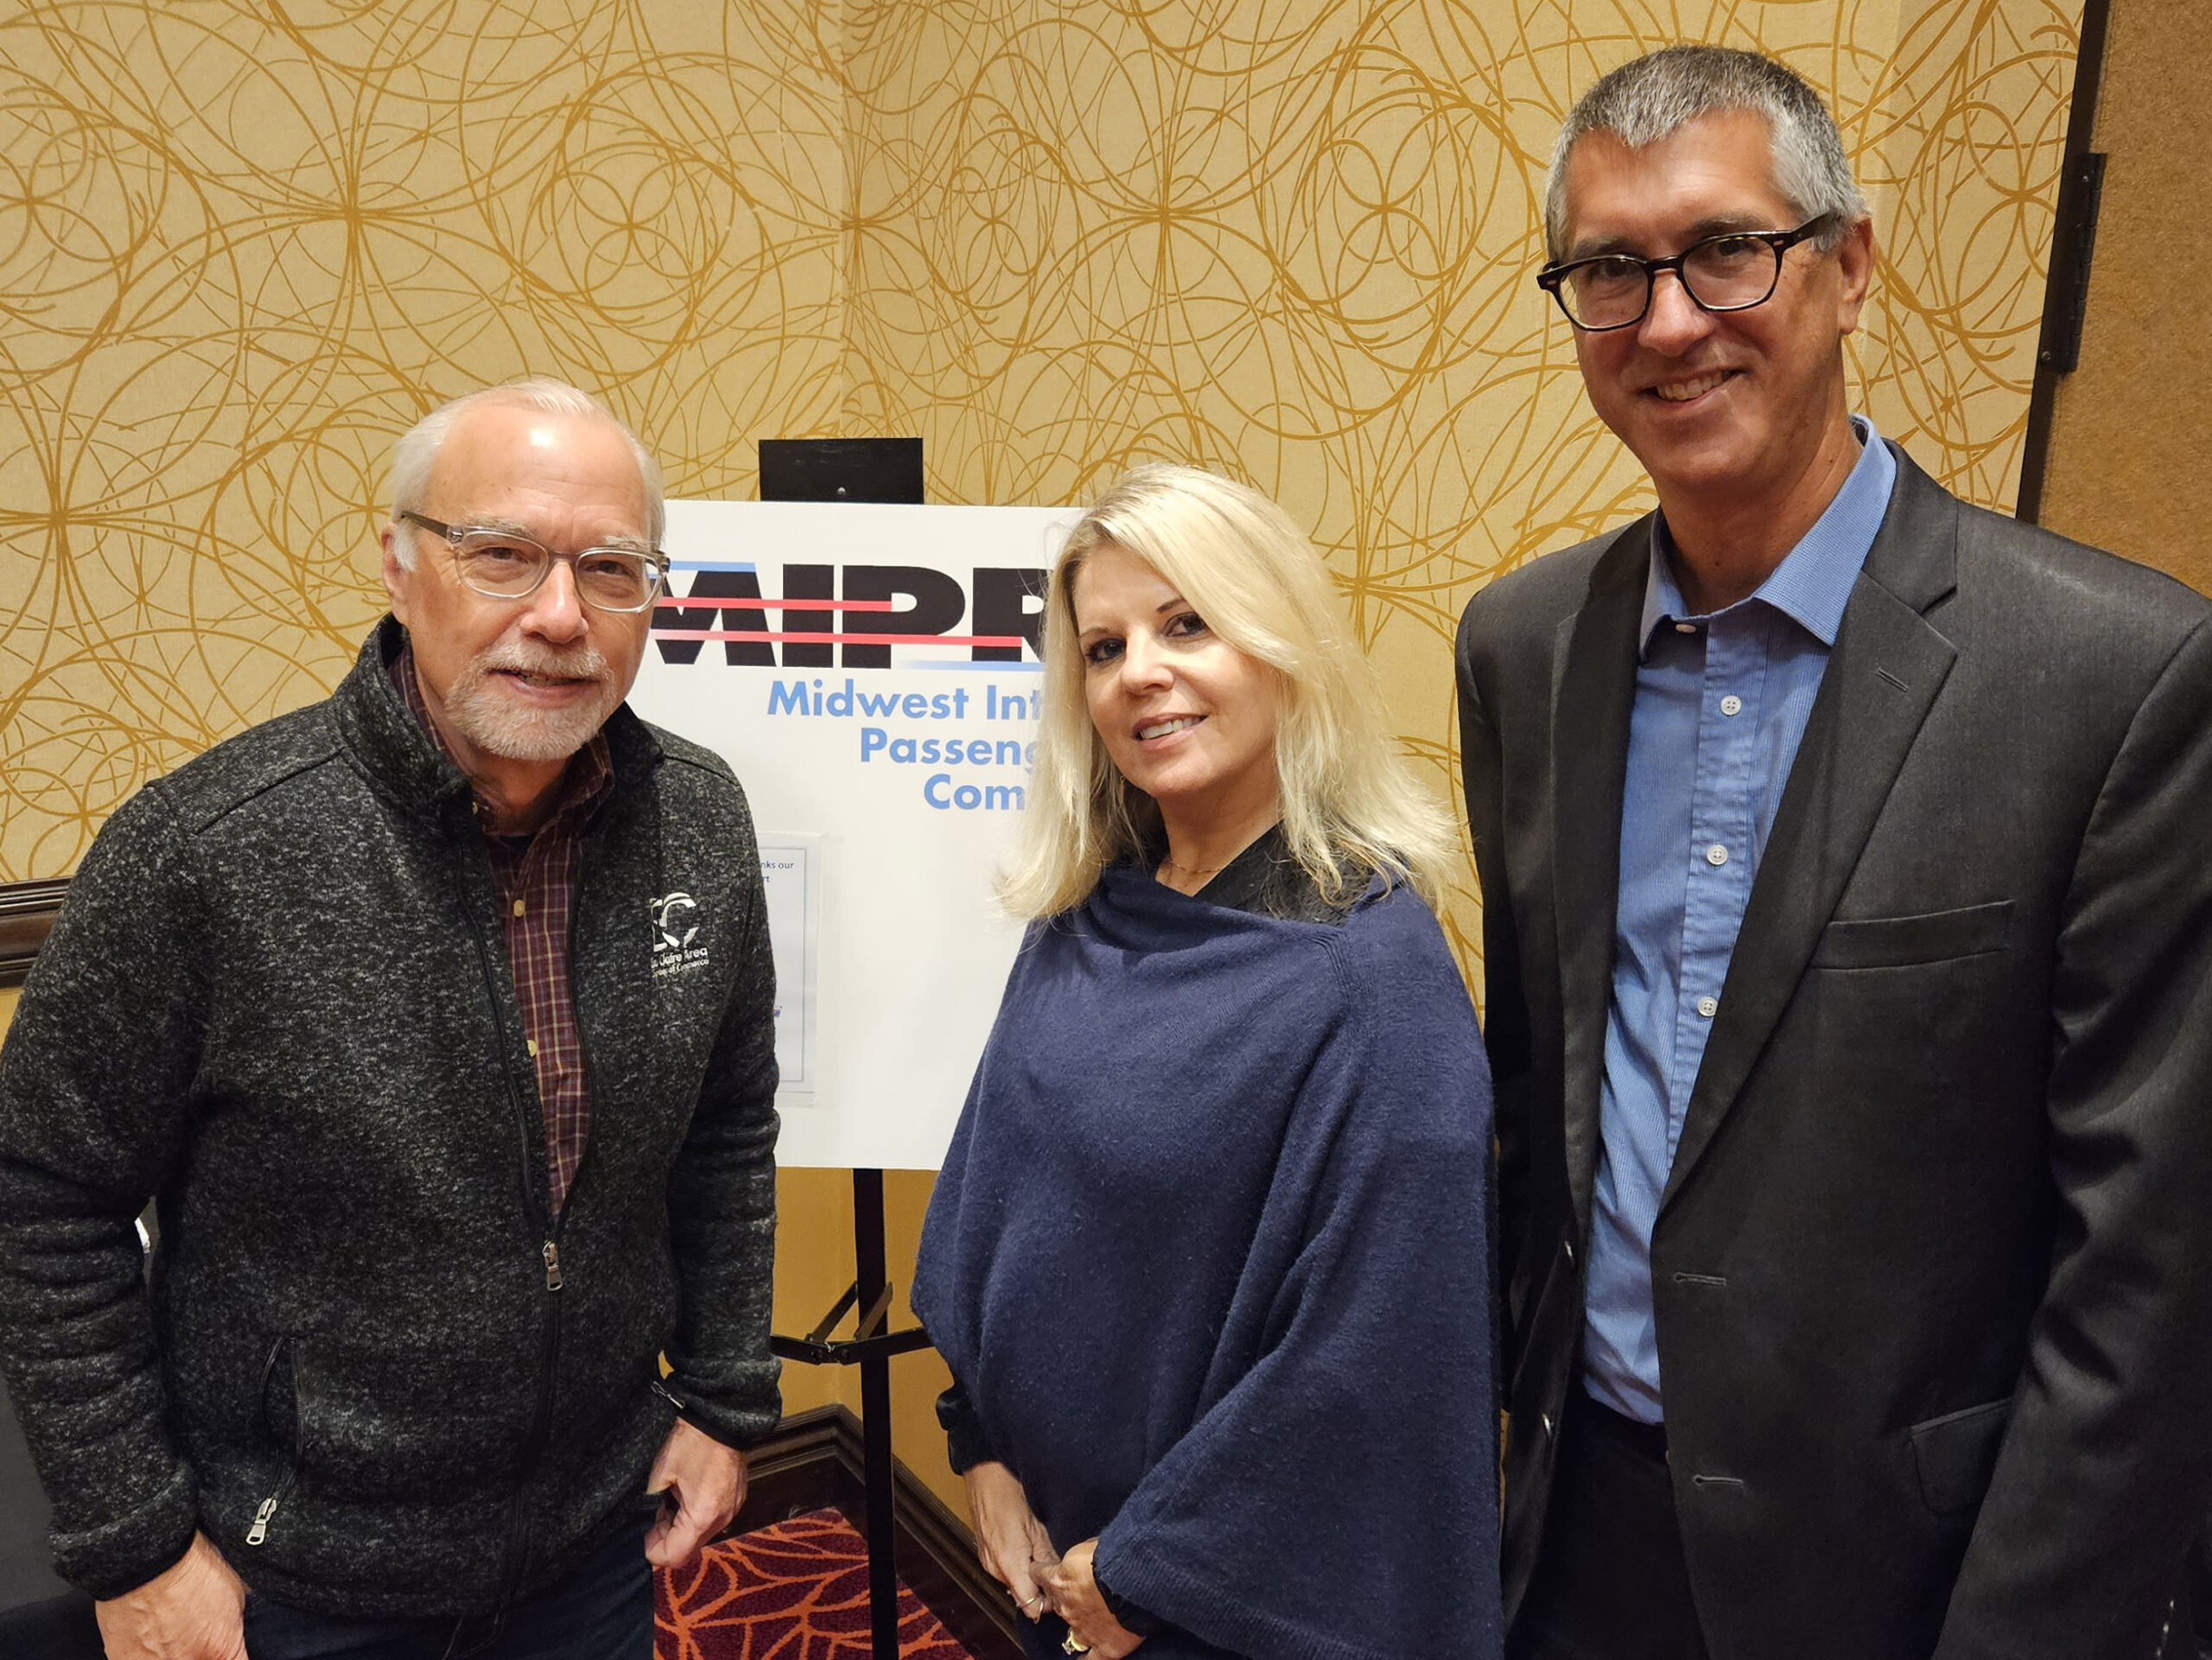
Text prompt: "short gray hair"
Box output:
[[1543, 45, 1869, 263], [385, 378, 666, 567]]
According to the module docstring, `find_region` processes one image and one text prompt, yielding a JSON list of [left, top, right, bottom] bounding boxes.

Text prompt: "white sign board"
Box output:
[[628, 500, 1080, 1169]]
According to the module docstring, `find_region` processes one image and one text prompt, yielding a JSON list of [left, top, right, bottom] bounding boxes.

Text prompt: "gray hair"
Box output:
[[1543, 45, 1869, 263], [385, 378, 666, 567]]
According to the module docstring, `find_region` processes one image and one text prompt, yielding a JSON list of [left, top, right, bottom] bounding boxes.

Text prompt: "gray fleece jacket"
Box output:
[[0, 618, 781, 1617]]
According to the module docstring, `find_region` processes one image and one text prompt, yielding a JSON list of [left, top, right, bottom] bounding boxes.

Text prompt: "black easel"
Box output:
[[772, 1171, 936, 1659], [759, 436, 936, 1660]]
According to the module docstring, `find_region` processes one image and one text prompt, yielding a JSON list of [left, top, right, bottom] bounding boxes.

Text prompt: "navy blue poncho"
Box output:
[[912, 860, 1503, 1660]]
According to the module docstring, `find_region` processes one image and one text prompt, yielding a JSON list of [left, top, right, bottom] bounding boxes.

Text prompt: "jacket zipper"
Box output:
[[500, 1227, 564, 1606], [246, 1336, 298, 1548], [494, 827, 603, 1610], [245, 1487, 288, 1547], [454, 820, 565, 1617]]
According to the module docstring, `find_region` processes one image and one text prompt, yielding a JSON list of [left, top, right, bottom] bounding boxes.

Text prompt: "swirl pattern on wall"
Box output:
[[0, 0, 2083, 974]]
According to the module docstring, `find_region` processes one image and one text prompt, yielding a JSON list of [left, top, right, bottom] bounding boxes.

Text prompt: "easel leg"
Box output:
[[854, 1169, 900, 1660]]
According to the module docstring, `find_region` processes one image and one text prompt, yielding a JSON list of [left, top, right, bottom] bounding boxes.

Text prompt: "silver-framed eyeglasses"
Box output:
[[399, 512, 670, 614], [1535, 214, 1835, 333]]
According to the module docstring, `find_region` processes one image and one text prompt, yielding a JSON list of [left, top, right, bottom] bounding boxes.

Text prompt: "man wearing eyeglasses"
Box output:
[[1457, 45, 2212, 1660], [0, 379, 780, 1659]]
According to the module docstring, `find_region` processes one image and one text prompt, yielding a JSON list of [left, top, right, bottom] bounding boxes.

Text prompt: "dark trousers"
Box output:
[[244, 1509, 656, 1660], [1510, 1388, 1709, 1660]]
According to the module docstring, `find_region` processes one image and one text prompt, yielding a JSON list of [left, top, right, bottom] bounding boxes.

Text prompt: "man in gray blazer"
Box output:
[[1457, 45, 2212, 1660]]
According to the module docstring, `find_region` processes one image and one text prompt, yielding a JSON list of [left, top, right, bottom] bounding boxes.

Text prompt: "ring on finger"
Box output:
[[1063, 1635, 1091, 1656]]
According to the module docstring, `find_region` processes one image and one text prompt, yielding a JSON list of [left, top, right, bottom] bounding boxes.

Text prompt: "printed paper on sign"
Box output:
[[758, 833, 820, 1097]]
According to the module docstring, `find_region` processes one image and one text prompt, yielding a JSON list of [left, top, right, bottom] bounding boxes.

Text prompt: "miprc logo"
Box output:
[[652, 893, 709, 980], [652, 563, 1046, 669]]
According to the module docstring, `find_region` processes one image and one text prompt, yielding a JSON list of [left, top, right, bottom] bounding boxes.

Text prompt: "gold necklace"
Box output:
[[1159, 855, 1230, 878]]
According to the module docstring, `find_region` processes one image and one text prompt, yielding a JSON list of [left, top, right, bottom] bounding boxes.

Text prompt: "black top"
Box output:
[[1175, 823, 1364, 924]]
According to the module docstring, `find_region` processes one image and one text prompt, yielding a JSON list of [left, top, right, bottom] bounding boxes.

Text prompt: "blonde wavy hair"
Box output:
[[1001, 463, 1457, 919]]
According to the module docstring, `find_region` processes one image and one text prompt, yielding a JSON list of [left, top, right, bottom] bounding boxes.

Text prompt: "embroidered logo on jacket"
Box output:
[[652, 892, 709, 979]]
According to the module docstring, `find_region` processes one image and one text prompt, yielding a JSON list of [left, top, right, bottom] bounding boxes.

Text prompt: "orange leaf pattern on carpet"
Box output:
[[658, 1509, 973, 1660]]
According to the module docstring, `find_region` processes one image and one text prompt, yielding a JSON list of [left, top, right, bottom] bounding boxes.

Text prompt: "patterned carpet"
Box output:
[[658, 1509, 972, 1660]]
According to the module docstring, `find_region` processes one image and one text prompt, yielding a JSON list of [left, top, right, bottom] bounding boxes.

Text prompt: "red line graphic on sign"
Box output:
[[651, 630, 1028, 646], [654, 596, 897, 612]]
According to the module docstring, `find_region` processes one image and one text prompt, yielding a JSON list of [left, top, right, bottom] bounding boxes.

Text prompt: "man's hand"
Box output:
[[963, 1460, 1057, 1623], [1039, 1538, 1144, 1657], [94, 1531, 248, 1660], [644, 1417, 747, 1568]]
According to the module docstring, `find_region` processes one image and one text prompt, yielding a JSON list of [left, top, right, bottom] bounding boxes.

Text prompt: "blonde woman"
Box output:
[[911, 465, 1502, 1660]]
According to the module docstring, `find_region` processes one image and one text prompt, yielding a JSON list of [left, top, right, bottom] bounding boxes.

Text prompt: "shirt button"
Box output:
[[526, 1038, 540, 1058], [1674, 621, 1698, 635], [1705, 843, 1729, 867], [1719, 694, 1743, 716], [1697, 995, 1719, 1019], [512, 899, 526, 917]]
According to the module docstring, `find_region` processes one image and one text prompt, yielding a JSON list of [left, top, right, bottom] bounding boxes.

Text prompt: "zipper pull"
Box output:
[[651, 1378, 686, 1414], [543, 1240, 564, 1291], [245, 1495, 278, 1547]]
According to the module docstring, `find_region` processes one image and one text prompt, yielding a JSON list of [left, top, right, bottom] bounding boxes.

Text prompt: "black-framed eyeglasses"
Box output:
[[399, 512, 670, 614], [1535, 214, 1835, 332]]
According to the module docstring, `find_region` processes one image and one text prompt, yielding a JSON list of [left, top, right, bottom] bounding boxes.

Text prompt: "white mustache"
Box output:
[[479, 645, 607, 681]]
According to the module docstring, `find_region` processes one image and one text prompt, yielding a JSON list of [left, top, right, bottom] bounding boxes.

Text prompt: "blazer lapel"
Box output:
[[1551, 519, 1651, 1231], [1662, 451, 1962, 1205]]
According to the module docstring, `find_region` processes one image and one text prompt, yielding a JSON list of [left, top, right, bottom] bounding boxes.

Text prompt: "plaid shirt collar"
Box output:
[[390, 634, 613, 1214], [390, 639, 613, 836]]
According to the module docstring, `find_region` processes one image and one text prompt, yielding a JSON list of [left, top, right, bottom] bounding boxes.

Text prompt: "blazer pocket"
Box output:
[[1909, 1396, 2012, 1516], [1810, 900, 2014, 970]]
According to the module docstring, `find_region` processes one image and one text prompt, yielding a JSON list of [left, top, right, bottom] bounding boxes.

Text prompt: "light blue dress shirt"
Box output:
[[1581, 418, 1897, 1425]]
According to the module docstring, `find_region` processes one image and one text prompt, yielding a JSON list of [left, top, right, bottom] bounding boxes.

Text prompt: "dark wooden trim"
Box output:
[[0, 879, 68, 990], [733, 1405, 1022, 1660], [2017, 0, 2113, 524], [887, 1443, 1027, 1660]]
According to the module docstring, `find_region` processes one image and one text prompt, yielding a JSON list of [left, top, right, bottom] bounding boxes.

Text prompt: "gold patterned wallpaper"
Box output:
[[0, 0, 2084, 973]]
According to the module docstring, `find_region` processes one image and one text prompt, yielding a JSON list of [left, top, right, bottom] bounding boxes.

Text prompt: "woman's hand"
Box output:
[[963, 1460, 1058, 1622], [1039, 1538, 1145, 1657]]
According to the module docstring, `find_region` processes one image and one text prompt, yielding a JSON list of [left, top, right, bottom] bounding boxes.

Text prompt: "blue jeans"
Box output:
[[243, 1509, 656, 1660]]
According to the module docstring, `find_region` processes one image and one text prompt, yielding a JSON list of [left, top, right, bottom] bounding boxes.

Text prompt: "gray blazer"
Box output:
[[1457, 446, 2212, 1659]]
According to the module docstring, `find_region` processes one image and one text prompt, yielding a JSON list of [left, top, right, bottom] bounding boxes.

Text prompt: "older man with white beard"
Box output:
[[0, 379, 782, 1660]]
